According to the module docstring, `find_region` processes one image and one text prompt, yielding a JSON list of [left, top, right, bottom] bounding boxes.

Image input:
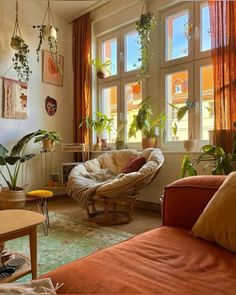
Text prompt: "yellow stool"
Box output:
[[26, 190, 53, 235]]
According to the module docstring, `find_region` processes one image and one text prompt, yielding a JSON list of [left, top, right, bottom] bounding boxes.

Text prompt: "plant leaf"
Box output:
[[177, 106, 188, 121]]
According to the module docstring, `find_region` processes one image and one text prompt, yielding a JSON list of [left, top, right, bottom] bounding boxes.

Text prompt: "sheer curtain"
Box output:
[[72, 13, 91, 153], [209, 1, 236, 152]]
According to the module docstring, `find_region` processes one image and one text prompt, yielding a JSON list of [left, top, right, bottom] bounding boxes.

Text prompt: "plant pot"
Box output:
[[43, 139, 55, 152], [183, 139, 197, 152], [0, 188, 25, 209], [93, 137, 102, 151], [142, 138, 156, 149], [10, 36, 23, 50], [115, 140, 126, 150], [96, 71, 105, 80], [42, 25, 57, 39]]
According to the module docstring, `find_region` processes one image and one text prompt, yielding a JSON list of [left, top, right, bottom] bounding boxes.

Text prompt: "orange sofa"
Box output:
[[42, 175, 236, 294]]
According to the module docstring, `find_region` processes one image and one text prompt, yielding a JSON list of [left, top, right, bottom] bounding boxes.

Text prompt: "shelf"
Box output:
[[0, 253, 31, 283]]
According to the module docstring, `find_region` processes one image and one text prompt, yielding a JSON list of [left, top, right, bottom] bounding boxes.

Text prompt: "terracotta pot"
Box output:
[[10, 36, 23, 50], [142, 138, 157, 149], [0, 188, 25, 209], [183, 139, 197, 152], [96, 71, 105, 79], [42, 25, 57, 39], [43, 139, 55, 152]]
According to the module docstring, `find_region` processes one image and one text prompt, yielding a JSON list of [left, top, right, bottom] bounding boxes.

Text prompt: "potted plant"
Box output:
[[80, 112, 113, 151], [0, 130, 41, 209], [129, 96, 166, 149], [92, 59, 112, 79], [11, 35, 24, 50], [136, 12, 157, 80], [34, 130, 62, 152]]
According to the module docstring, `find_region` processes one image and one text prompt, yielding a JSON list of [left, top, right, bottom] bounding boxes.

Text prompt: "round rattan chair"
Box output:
[[67, 148, 164, 225]]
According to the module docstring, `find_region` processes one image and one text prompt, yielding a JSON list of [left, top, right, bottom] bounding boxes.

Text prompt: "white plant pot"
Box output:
[[42, 25, 57, 39], [183, 139, 197, 152]]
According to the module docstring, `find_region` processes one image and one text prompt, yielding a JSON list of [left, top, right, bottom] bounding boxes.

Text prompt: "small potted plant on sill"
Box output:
[[128, 96, 166, 149], [79, 112, 113, 151], [34, 130, 62, 152], [0, 130, 41, 209], [92, 59, 112, 80]]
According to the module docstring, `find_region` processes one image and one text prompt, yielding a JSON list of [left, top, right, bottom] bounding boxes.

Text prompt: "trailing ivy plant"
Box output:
[[12, 40, 32, 82], [136, 12, 157, 80]]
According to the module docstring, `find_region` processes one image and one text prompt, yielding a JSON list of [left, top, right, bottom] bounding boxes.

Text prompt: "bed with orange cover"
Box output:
[[42, 175, 236, 294]]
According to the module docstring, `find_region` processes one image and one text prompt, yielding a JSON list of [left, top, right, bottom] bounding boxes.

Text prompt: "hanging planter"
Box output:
[[10, 0, 31, 82], [136, 2, 157, 80], [33, 1, 62, 74]]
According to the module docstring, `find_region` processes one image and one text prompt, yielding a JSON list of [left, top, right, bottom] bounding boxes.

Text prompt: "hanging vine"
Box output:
[[136, 2, 157, 80]]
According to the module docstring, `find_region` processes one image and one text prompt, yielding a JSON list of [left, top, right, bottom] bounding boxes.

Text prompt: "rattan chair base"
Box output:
[[87, 196, 136, 225]]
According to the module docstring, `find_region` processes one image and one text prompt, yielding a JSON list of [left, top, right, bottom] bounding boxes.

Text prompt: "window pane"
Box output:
[[125, 82, 142, 143], [102, 38, 117, 77], [101, 86, 117, 143], [125, 31, 141, 72], [166, 70, 189, 141], [200, 65, 214, 140], [166, 11, 189, 61], [201, 4, 211, 52]]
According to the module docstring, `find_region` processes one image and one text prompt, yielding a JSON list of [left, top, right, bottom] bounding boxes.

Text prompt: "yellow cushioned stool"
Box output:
[[26, 190, 53, 235]]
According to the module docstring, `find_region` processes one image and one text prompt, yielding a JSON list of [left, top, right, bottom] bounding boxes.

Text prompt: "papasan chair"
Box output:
[[67, 148, 164, 225]]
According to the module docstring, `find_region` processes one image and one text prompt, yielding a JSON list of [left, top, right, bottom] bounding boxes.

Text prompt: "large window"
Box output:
[[97, 25, 141, 145], [161, 1, 213, 143]]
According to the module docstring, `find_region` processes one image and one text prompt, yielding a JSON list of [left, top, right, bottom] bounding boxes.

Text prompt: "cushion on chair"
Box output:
[[26, 190, 53, 199], [121, 156, 146, 174], [192, 171, 236, 252]]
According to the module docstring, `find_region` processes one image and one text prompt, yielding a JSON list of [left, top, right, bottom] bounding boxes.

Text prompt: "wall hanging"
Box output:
[[3, 78, 28, 119], [33, 1, 62, 75], [45, 96, 57, 116], [42, 50, 63, 86], [11, 0, 31, 82]]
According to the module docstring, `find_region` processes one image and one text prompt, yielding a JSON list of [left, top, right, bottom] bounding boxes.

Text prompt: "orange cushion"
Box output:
[[121, 156, 146, 174], [26, 190, 53, 199]]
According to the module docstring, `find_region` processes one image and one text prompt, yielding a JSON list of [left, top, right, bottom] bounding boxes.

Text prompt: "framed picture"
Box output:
[[61, 162, 81, 185], [42, 50, 63, 87]]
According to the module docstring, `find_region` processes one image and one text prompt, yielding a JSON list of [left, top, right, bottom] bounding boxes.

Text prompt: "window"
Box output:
[[161, 2, 213, 144], [97, 25, 141, 145]]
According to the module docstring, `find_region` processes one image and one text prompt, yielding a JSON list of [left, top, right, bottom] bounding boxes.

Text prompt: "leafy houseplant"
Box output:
[[136, 12, 157, 80], [0, 130, 41, 209], [80, 112, 113, 151], [34, 130, 62, 152], [92, 59, 112, 79], [129, 96, 166, 149]]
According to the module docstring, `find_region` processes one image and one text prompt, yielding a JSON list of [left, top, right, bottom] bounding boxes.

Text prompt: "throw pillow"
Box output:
[[121, 156, 146, 174], [192, 171, 236, 252]]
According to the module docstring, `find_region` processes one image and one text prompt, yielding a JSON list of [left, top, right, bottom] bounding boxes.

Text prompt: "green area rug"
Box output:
[[6, 212, 133, 280]]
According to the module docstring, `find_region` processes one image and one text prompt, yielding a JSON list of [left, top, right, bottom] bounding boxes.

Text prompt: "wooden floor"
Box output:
[[48, 196, 162, 235]]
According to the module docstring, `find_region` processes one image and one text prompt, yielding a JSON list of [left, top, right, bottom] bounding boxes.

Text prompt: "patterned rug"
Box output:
[[6, 212, 133, 280]]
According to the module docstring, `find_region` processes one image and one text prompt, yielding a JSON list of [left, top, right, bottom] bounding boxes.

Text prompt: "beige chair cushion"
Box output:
[[192, 171, 236, 252]]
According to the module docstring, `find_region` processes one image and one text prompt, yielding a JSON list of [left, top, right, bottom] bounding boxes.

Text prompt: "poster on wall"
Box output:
[[42, 50, 63, 87], [45, 96, 57, 116], [3, 78, 28, 120]]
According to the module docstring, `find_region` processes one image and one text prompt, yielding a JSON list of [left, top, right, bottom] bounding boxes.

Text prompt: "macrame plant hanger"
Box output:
[[12, 0, 22, 44], [42, 0, 56, 30]]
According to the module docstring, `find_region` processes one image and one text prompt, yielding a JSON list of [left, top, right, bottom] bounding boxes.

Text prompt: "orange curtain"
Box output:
[[72, 13, 91, 150]]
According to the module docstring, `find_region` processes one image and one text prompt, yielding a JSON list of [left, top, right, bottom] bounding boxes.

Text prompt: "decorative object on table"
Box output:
[[33, 1, 62, 75], [61, 162, 81, 185], [3, 78, 28, 120], [136, 2, 157, 80], [34, 130, 62, 152], [48, 173, 59, 187], [42, 50, 63, 86], [11, 0, 31, 82], [129, 96, 166, 149], [92, 58, 112, 79], [79, 112, 113, 151], [181, 144, 236, 178], [0, 130, 41, 209], [45, 96, 57, 116], [183, 134, 197, 151]]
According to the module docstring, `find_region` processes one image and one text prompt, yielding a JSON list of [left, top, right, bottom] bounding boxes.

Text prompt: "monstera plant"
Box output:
[[0, 130, 41, 209]]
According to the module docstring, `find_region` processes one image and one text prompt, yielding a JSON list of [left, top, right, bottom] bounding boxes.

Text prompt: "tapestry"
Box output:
[[45, 96, 57, 116], [3, 78, 28, 119]]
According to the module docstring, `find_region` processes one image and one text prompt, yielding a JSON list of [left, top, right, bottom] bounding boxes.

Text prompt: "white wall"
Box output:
[[0, 0, 73, 190]]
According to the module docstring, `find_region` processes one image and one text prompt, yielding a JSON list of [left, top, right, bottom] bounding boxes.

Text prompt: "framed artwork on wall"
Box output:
[[42, 50, 63, 87]]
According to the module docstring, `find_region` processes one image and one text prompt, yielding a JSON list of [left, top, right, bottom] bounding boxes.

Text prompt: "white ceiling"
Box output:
[[33, 0, 109, 22]]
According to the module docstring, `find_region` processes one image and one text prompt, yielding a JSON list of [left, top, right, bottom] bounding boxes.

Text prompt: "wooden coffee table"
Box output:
[[0, 210, 45, 281]]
